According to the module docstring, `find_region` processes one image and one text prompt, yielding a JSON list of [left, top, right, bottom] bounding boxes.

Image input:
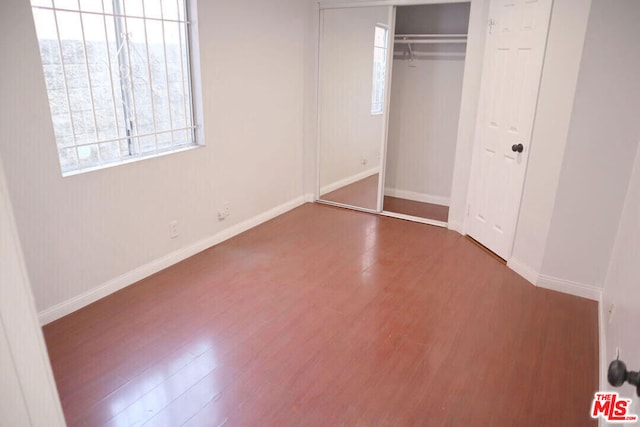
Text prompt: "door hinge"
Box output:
[[467, 204, 471, 216]]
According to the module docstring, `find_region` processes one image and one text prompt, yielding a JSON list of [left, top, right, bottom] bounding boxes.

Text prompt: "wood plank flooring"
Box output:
[[320, 174, 450, 222], [43, 203, 598, 426], [383, 196, 449, 223], [320, 174, 379, 210]]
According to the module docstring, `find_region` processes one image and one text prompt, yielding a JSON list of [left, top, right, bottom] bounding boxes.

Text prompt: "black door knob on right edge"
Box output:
[[608, 359, 640, 396], [512, 143, 524, 153]]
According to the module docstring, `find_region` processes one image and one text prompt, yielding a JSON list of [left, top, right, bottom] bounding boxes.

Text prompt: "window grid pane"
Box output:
[[371, 25, 388, 115], [31, 0, 196, 174]]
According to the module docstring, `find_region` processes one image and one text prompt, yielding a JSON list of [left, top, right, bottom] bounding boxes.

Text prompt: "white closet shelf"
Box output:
[[395, 39, 467, 44], [394, 33, 468, 44], [394, 34, 467, 61], [395, 33, 467, 38]]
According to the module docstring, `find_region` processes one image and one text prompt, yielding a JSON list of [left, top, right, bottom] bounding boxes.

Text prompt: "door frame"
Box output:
[[376, 6, 396, 213]]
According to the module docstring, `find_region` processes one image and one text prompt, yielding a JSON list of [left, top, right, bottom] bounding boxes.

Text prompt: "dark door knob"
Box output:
[[512, 143, 524, 153], [608, 359, 640, 396]]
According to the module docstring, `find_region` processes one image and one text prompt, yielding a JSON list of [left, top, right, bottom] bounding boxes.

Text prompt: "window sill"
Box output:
[[61, 144, 203, 178]]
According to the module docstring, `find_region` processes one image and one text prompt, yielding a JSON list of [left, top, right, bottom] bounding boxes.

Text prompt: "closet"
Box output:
[[383, 4, 470, 224], [317, 0, 554, 261], [316, 2, 471, 226]]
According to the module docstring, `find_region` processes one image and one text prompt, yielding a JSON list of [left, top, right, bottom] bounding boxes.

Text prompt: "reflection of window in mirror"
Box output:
[[370, 24, 388, 115]]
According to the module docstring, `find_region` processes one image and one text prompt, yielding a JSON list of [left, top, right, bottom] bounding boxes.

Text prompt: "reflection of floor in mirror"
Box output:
[[383, 196, 449, 223], [320, 174, 379, 210]]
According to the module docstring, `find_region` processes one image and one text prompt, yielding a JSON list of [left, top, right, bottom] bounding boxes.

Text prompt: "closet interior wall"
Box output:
[[384, 3, 470, 213]]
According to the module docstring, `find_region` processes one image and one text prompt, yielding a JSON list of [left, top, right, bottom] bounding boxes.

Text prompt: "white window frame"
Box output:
[[370, 23, 388, 116], [30, 0, 202, 176]]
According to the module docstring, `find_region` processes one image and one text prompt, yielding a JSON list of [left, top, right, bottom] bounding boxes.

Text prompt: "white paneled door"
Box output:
[[467, 0, 553, 260]]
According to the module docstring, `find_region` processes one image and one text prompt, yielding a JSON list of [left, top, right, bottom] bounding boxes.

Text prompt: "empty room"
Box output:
[[2, 0, 640, 426]]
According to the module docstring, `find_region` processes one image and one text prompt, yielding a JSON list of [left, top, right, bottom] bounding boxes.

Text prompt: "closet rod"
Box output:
[[395, 39, 467, 44], [394, 52, 466, 58], [395, 33, 467, 38]]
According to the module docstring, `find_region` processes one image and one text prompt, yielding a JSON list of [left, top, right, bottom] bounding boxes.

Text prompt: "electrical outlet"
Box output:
[[218, 202, 230, 221], [608, 303, 615, 324], [361, 157, 368, 166], [169, 220, 178, 239]]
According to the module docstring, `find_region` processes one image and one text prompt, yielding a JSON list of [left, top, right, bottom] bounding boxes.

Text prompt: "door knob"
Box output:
[[608, 359, 640, 396], [511, 143, 524, 153]]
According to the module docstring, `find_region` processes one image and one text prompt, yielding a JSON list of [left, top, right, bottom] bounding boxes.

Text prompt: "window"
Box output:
[[370, 24, 388, 115], [30, 0, 197, 175]]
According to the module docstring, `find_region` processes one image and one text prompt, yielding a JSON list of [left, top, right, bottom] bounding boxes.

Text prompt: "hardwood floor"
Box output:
[[320, 175, 449, 222], [320, 174, 379, 210], [383, 196, 449, 222], [43, 203, 598, 426]]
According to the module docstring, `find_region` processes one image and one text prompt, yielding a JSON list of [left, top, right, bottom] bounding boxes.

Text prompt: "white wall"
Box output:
[[0, 155, 65, 425], [318, 6, 390, 191], [384, 57, 464, 205], [0, 0, 307, 320], [538, 0, 640, 290], [602, 138, 640, 414], [508, 0, 592, 283], [303, 0, 320, 197]]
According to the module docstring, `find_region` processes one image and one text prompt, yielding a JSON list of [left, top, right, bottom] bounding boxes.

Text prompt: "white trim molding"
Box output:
[[447, 219, 464, 234], [508, 258, 603, 302], [537, 274, 603, 301], [38, 194, 314, 325], [598, 293, 607, 395], [383, 187, 450, 207], [507, 257, 540, 285], [320, 167, 379, 196], [380, 210, 447, 228]]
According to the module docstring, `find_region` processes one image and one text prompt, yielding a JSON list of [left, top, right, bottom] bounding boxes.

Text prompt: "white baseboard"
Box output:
[[38, 194, 314, 325], [383, 187, 450, 207], [320, 167, 379, 195], [507, 259, 603, 302], [447, 219, 463, 233], [507, 257, 539, 285], [536, 274, 602, 301]]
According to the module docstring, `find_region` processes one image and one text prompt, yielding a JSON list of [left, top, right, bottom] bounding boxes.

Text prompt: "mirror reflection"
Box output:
[[318, 3, 470, 224], [317, 6, 392, 211]]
